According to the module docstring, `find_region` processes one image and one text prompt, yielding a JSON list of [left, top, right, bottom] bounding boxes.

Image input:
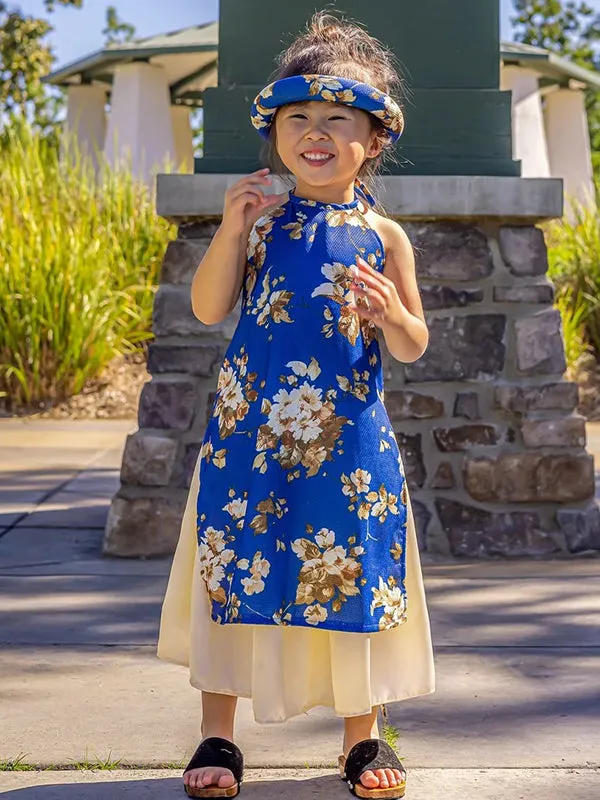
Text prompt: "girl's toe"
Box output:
[[359, 770, 380, 788], [385, 768, 397, 786], [375, 769, 389, 788]]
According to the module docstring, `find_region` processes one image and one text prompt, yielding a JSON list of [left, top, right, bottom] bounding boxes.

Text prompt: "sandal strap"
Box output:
[[184, 737, 244, 785], [345, 739, 405, 790]]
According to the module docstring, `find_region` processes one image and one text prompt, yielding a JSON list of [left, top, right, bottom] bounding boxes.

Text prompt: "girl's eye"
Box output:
[[329, 116, 349, 121], [289, 113, 308, 119]]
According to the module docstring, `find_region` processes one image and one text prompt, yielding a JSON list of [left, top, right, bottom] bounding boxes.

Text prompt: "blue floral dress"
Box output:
[[196, 186, 409, 633]]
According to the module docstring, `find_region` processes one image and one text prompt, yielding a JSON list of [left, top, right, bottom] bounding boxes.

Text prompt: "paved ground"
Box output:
[[0, 418, 599, 799]]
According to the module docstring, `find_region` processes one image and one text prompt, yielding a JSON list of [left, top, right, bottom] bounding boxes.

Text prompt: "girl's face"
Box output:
[[274, 101, 382, 199]]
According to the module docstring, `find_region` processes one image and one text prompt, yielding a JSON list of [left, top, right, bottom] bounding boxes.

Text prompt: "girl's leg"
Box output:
[[343, 706, 405, 790], [184, 692, 239, 792]]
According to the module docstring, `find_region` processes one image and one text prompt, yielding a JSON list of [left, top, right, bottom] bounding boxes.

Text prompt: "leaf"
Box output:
[[211, 586, 227, 606], [253, 452, 267, 472], [337, 374, 352, 392], [250, 514, 268, 534]]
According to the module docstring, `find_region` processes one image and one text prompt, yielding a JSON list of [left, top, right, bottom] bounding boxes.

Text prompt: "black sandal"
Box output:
[[338, 738, 406, 799], [183, 737, 244, 798]]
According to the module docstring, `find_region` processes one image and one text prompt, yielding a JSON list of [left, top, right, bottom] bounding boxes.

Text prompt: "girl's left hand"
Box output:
[[348, 257, 405, 328]]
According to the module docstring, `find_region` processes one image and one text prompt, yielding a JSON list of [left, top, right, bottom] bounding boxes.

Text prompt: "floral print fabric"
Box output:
[[196, 190, 409, 633], [251, 74, 404, 143]]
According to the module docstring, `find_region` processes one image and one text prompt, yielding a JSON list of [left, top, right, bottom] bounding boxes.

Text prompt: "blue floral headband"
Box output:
[[250, 74, 404, 143]]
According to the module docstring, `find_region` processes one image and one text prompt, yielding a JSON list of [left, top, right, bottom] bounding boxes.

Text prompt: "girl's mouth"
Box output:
[[301, 151, 335, 166]]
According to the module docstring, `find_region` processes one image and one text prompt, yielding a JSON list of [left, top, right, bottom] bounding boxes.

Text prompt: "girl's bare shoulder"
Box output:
[[364, 209, 414, 258]]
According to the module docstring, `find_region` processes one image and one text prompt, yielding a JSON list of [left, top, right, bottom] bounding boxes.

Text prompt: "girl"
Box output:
[[158, 11, 435, 799]]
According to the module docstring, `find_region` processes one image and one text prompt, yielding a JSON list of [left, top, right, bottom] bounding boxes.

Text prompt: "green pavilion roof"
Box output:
[[43, 23, 218, 106], [500, 40, 600, 91], [44, 24, 600, 108]]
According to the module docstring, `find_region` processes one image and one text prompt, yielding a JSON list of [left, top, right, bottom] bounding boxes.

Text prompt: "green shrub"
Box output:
[[0, 121, 175, 408], [546, 194, 600, 371]]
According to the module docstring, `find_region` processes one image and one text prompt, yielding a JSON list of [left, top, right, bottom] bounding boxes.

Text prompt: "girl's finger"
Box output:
[[230, 189, 266, 207], [228, 180, 270, 201], [351, 282, 386, 307], [261, 191, 288, 207], [354, 261, 383, 285]]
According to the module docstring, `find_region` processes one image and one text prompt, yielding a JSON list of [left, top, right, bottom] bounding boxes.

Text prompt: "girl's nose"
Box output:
[[305, 127, 329, 140]]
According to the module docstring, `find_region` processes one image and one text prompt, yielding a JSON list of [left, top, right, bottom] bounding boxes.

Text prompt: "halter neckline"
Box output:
[[287, 179, 375, 212], [287, 190, 360, 212]]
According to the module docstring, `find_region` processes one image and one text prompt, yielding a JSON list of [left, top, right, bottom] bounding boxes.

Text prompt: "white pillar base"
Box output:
[[64, 84, 107, 168], [502, 66, 551, 179], [545, 88, 595, 208], [171, 105, 195, 173], [105, 62, 176, 185]]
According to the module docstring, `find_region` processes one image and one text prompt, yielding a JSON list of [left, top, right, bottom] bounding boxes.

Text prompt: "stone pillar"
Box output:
[[501, 66, 551, 178], [105, 62, 176, 184], [103, 174, 600, 559], [545, 88, 595, 207], [64, 84, 107, 167]]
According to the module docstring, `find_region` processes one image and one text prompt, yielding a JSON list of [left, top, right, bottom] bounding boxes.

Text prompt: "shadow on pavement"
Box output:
[[0, 775, 345, 799]]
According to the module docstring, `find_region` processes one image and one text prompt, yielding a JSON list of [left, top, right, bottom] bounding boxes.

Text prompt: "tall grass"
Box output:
[[0, 122, 174, 409], [546, 193, 600, 371]]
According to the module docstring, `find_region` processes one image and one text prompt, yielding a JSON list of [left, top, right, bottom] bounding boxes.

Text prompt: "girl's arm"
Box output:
[[191, 169, 287, 326], [191, 221, 252, 325], [351, 214, 428, 364]]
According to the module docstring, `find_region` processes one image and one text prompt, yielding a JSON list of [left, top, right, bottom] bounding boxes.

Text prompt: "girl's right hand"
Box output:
[[222, 168, 288, 235]]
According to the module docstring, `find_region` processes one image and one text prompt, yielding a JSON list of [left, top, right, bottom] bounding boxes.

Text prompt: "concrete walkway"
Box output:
[[1, 419, 599, 799]]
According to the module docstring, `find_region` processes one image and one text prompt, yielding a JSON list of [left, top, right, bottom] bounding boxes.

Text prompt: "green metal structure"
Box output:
[[198, 0, 520, 176]]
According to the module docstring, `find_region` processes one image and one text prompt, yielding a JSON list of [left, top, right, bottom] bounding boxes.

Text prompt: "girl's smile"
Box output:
[[301, 148, 335, 166]]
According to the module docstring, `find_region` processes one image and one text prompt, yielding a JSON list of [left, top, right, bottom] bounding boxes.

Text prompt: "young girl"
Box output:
[[158, 11, 435, 799]]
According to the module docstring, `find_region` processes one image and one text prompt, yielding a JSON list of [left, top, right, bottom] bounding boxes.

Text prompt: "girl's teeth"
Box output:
[[303, 153, 331, 161]]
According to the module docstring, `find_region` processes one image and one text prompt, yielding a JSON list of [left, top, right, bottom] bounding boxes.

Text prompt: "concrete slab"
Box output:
[[0, 471, 79, 492], [0, 529, 105, 570], [12, 493, 111, 529], [157, 174, 565, 221], [1, 769, 599, 800], [61, 471, 121, 497], [427, 575, 600, 647], [0, 575, 164, 645], [0, 512, 28, 528], [0, 420, 136, 449], [1, 646, 598, 769], [0, 557, 172, 578], [0, 448, 116, 473]]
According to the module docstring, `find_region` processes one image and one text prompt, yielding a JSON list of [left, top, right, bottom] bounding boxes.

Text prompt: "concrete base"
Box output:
[[1, 769, 599, 800], [156, 174, 564, 220]]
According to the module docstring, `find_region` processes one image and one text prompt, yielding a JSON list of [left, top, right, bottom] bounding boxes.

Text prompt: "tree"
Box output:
[[511, 1, 600, 177], [0, 1, 83, 132], [103, 5, 135, 45]]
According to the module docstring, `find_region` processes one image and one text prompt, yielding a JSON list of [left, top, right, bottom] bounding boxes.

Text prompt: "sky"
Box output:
[[17, 0, 600, 69]]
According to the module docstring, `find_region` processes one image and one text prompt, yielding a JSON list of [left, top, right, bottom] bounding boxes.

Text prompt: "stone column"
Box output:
[[501, 66, 551, 178], [64, 84, 107, 168], [105, 62, 176, 184], [103, 174, 600, 559], [545, 87, 595, 207]]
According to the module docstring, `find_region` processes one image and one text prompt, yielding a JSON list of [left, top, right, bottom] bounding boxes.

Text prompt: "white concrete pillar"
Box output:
[[65, 84, 107, 167], [105, 62, 176, 184], [545, 87, 595, 207], [501, 65, 551, 178], [171, 105, 195, 173]]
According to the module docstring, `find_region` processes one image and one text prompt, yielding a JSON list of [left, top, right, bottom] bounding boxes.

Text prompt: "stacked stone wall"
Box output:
[[104, 217, 600, 558]]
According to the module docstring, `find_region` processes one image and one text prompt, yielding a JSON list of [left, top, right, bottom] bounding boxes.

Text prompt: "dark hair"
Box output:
[[263, 11, 404, 188]]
